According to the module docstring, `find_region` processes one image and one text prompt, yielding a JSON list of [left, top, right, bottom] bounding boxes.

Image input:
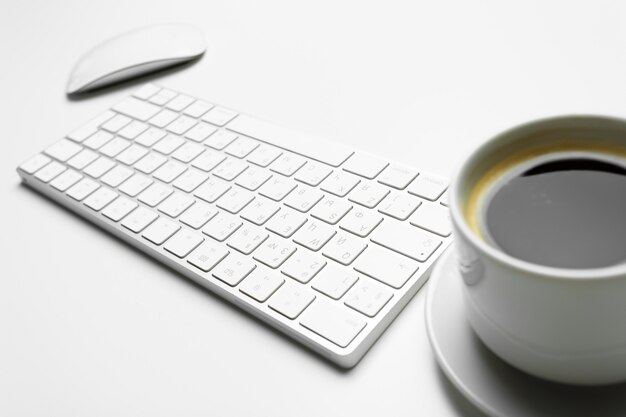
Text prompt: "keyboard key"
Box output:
[[164, 229, 204, 258], [353, 245, 419, 289], [258, 177, 297, 201], [310, 196, 352, 225], [186, 122, 218, 142], [348, 182, 389, 209], [67, 149, 98, 170], [407, 173, 448, 201], [268, 283, 315, 319], [50, 169, 83, 192], [292, 220, 335, 251], [135, 127, 167, 147], [320, 171, 360, 197], [227, 226, 268, 255], [118, 120, 148, 139], [194, 178, 230, 203], [213, 158, 248, 181], [204, 130, 237, 150], [34, 161, 66, 183], [235, 166, 272, 191], [202, 106, 238, 126], [183, 100, 213, 118], [322, 232, 367, 266], [224, 137, 258, 158], [239, 269, 285, 302], [134, 153, 167, 174], [101, 196, 137, 221], [101, 114, 131, 132], [148, 88, 177, 105], [83, 187, 118, 211], [149, 109, 179, 128], [66, 178, 100, 201], [265, 208, 307, 238], [187, 240, 229, 272], [283, 185, 323, 213], [216, 188, 254, 214], [247, 145, 282, 167], [19, 154, 51, 174], [153, 160, 187, 183], [121, 206, 158, 233], [83, 157, 116, 178], [166, 115, 197, 135], [240, 197, 280, 226], [171, 142, 204, 163], [378, 164, 418, 189], [294, 161, 333, 187], [300, 301, 366, 348], [113, 97, 160, 121], [133, 83, 160, 100], [344, 279, 393, 318], [203, 212, 242, 241], [137, 182, 173, 207], [343, 153, 388, 179], [339, 208, 382, 238], [311, 264, 358, 300], [370, 220, 441, 262], [253, 237, 296, 268], [409, 203, 452, 237], [119, 174, 153, 197], [100, 165, 133, 187], [44, 139, 82, 162], [190, 149, 226, 172], [66, 111, 115, 142], [115, 144, 148, 165], [179, 202, 218, 229], [99, 138, 131, 158], [165, 94, 195, 112], [142, 217, 180, 245], [270, 153, 306, 177], [153, 134, 185, 155], [152, 160, 187, 183], [158, 193, 194, 217], [172, 169, 209, 193], [83, 131, 114, 150], [281, 250, 326, 284], [378, 192, 422, 221], [212, 254, 255, 286]]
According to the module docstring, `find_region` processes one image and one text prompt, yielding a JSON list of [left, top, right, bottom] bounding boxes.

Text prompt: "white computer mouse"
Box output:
[[67, 23, 206, 95]]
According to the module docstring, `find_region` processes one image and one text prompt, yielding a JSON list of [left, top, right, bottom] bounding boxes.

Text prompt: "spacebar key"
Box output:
[[300, 300, 366, 348], [226, 114, 353, 167]]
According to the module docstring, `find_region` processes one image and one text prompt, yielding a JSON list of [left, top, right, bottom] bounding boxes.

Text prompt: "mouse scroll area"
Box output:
[[67, 24, 206, 95]]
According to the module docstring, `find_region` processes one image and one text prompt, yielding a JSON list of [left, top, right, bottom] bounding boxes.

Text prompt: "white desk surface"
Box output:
[[3, 1, 626, 416]]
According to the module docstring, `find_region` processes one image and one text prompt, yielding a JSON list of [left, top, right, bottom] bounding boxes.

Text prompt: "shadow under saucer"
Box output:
[[426, 249, 626, 417]]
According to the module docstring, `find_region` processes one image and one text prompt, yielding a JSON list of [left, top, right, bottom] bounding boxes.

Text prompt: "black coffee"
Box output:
[[484, 157, 626, 269]]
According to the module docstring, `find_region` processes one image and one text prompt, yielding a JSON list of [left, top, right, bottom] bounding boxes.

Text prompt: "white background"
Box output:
[[3, 1, 626, 416]]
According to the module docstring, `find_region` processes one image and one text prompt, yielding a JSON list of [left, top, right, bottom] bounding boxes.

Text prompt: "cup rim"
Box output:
[[450, 114, 626, 281]]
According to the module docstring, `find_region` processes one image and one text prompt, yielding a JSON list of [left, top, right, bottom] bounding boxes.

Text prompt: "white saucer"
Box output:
[[425, 249, 626, 417]]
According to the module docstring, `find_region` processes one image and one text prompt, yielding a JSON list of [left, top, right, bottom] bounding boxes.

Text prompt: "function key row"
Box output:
[[129, 83, 449, 198]]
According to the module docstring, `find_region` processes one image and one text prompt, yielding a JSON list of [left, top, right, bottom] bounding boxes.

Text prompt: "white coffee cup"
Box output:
[[450, 115, 626, 385]]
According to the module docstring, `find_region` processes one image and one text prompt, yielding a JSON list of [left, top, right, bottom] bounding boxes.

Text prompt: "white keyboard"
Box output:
[[17, 84, 452, 367]]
